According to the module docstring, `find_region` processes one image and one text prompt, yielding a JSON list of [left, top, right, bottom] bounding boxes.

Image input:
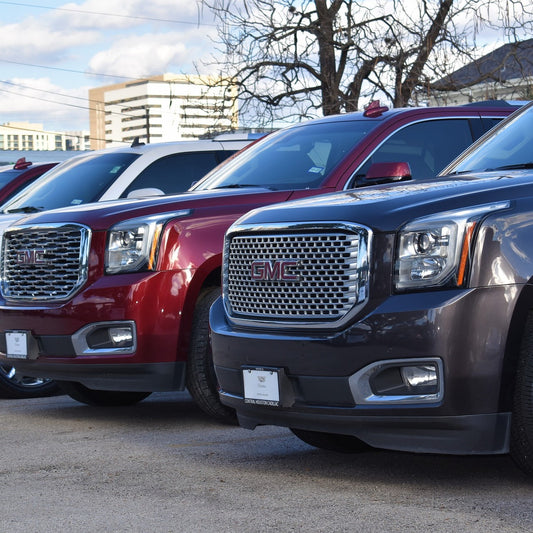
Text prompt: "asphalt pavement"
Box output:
[[1, 391, 532, 532]]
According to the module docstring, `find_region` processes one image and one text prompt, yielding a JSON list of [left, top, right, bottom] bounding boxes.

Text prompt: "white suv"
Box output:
[[1, 136, 255, 216]]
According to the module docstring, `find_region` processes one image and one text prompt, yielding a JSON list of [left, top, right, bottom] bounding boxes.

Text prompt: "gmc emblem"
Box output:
[[250, 260, 299, 281], [16, 249, 49, 266]]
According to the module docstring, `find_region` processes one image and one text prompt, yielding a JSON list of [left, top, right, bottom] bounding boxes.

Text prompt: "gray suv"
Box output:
[[210, 101, 533, 475]]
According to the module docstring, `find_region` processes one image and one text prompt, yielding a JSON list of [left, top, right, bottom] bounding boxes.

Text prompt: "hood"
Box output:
[[234, 171, 533, 232], [0, 212, 28, 237], [7, 187, 286, 231]]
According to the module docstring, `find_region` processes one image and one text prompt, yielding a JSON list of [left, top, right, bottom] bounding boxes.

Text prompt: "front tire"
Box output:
[[291, 428, 372, 453], [186, 286, 237, 424], [510, 314, 533, 475], [0, 364, 60, 399], [57, 381, 151, 407]]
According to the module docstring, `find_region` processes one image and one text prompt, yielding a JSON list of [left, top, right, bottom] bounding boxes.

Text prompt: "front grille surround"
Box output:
[[223, 222, 371, 330], [1, 223, 91, 302]]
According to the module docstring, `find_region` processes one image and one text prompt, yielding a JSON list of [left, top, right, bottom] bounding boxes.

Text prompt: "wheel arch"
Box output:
[[499, 283, 533, 411], [174, 258, 222, 363]]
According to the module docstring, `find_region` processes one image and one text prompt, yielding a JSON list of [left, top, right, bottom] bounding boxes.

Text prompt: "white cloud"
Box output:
[[0, 1, 219, 130], [0, 78, 90, 131], [87, 29, 219, 77], [53, 0, 206, 30], [0, 20, 100, 62]]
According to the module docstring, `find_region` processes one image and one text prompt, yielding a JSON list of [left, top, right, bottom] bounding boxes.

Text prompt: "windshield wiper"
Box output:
[[485, 163, 533, 171], [446, 169, 477, 176], [214, 183, 275, 190], [5, 206, 44, 214]]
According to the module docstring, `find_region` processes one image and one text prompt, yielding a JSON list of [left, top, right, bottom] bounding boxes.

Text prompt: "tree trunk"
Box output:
[[315, 0, 342, 115]]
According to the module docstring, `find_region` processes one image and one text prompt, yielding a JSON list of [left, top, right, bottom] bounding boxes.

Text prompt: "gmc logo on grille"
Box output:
[[250, 260, 299, 281], [16, 249, 49, 266]]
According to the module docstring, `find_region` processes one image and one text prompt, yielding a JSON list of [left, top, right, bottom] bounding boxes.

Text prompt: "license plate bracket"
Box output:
[[5, 331, 30, 359], [242, 366, 295, 407], [4, 330, 39, 360]]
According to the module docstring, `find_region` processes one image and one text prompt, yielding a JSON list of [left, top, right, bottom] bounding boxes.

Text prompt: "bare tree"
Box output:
[[199, 0, 533, 125]]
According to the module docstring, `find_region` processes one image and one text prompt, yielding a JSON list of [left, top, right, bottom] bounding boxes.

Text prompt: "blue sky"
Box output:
[[0, 1, 523, 135], [0, 1, 220, 132]]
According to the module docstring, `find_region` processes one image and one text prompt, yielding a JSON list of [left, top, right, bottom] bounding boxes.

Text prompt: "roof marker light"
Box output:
[[363, 100, 389, 118], [13, 157, 32, 170]]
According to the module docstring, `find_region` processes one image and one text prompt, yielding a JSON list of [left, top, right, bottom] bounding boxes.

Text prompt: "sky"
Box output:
[[0, 0, 221, 132], [0, 1, 525, 135]]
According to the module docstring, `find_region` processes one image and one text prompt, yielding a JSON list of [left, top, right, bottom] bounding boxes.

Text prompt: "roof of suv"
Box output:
[[283, 99, 523, 125]]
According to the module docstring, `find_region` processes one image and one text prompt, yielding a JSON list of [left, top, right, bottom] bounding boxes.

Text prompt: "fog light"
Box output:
[[109, 327, 134, 347], [400, 365, 438, 389], [350, 358, 443, 405]]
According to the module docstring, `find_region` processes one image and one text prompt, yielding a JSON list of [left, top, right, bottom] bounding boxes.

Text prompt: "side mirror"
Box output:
[[365, 162, 412, 185], [126, 187, 165, 199]]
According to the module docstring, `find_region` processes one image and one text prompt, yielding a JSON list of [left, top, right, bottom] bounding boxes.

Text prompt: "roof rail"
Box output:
[[462, 100, 527, 107], [213, 132, 269, 141]]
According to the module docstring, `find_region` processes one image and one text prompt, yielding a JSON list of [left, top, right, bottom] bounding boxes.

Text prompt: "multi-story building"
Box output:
[[89, 74, 239, 150], [0, 122, 65, 151], [64, 131, 91, 151], [0, 123, 90, 152]]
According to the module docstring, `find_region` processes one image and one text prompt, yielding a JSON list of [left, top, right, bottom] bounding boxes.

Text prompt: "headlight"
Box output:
[[395, 202, 510, 290], [105, 210, 190, 274]]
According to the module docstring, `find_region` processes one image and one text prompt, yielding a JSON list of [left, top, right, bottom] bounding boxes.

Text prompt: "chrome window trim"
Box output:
[[342, 114, 507, 191], [223, 221, 372, 331], [0, 222, 91, 302]]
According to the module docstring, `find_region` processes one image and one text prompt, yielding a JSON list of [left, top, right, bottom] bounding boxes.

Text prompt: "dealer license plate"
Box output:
[[5, 331, 29, 359], [243, 367, 280, 406]]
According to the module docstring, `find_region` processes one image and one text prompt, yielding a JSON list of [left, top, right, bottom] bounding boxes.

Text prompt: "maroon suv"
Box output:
[[0, 101, 519, 421]]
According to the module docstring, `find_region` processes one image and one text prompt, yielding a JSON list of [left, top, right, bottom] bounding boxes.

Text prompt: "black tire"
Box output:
[[186, 286, 237, 424], [510, 314, 533, 475], [0, 364, 60, 399], [57, 381, 151, 407], [291, 428, 372, 453]]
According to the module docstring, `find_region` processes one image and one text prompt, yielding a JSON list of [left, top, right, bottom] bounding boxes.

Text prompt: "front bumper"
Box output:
[[210, 286, 519, 454], [0, 359, 186, 392], [0, 270, 190, 391]]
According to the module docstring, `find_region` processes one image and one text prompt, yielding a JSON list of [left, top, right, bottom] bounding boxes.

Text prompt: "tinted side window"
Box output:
[[122, 151, 233, 197], [351, 119, 474, 185]]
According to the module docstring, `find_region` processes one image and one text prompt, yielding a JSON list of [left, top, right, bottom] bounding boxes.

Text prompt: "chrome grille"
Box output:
[[1, 224, 90, 301], [224, 225, 370, 327]]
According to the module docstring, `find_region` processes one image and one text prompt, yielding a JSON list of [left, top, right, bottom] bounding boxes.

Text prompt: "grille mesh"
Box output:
[[225, 230, 367, 322], [1, 225, 89, 301]]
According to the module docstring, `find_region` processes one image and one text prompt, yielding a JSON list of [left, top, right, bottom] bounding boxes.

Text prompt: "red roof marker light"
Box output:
[[364, 100, 389, 118], [13, 157, 32, 170]]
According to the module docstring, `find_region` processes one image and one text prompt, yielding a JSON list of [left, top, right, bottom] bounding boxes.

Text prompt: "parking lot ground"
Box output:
[[1, 391, 533, 533]]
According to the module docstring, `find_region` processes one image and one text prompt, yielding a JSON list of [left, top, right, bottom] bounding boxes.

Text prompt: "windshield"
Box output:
[[192, 120, 380, 191], [443, 103, 533, 175], [2, 152, 140, 213]]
